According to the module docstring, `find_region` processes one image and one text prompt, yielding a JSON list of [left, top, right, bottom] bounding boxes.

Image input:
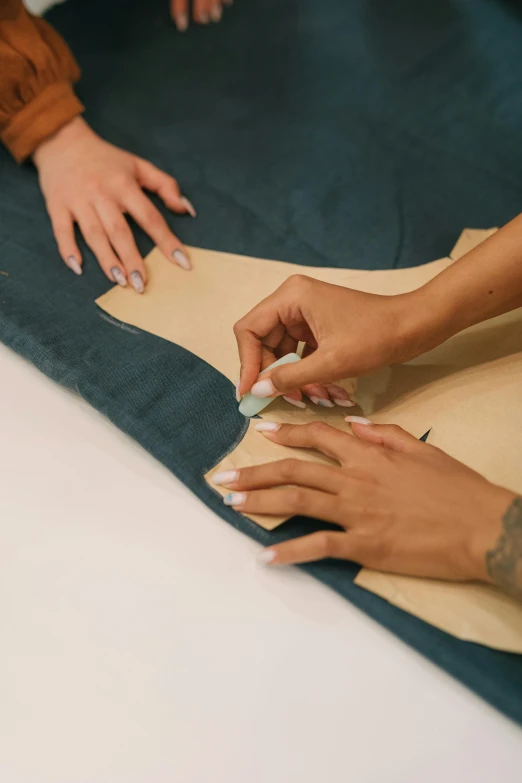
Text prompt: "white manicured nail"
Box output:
[[176, 12, 188, 31], [310, 396, 334, 408], [235, 379, 241, 402], [181, 196, 197, 217], [66, 256, 82, 276], [258, 549, 276, 564], [254, 422, 281, 432], [111, 267, 127, 286], [251, 378, 276, 398], [130, 271, 144, 294], [213, 470, 239, 485], [224, 492, 247, 507], [283, 396, 306, 408], [210, 4, 223, 22], [345, 416, 372, 426], [333, 398, 355, 407], [173, 249, 192, 270]]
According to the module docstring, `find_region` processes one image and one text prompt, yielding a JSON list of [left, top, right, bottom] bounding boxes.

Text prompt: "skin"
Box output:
[[231, 216, 522, 589], [170, 0, 234, 31], [215, 420, 519, 597], [33, 117, 194, 290], [32, 0, 237, 288], [234, 214, 522, 399]]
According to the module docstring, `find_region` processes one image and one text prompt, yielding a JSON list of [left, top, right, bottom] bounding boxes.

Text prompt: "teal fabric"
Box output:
[[1, 0, 522, 723]]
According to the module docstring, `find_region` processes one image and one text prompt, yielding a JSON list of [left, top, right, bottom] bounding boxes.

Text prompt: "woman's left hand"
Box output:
[[213, 419, 515, 582], [170, 0, 233, 31]]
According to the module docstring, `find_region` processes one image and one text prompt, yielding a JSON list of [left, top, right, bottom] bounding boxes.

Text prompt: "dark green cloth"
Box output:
[[1, 0, 522, 724]]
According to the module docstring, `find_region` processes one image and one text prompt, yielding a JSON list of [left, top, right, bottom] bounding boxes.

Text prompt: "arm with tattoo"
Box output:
[[487, 498, 522, 602]]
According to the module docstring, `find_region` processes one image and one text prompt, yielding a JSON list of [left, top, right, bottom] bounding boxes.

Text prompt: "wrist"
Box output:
[[33, 117, 93, 168], [468, 487, 518, 584], [392, 286, 456, 363]]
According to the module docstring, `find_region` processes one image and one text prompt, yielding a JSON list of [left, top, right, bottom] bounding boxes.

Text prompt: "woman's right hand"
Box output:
[[234, 274, 449, 400], [33, 117, 194, 292]]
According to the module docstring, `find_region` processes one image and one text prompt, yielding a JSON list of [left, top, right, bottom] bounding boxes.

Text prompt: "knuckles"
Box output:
[[313, 531, 337, 559], [278, 458, 302, 483], [305, 421, 332, 438], [284, 486, 308, 510], [283, 273, 314, 294]]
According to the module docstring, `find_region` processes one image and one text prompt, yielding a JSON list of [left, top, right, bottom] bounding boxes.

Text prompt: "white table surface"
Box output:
[[1, 341, 521, 783]]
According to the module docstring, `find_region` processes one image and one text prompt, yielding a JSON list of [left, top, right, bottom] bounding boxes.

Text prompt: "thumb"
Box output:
[[267, 350, 339, 395], [350, 422, 425, 454]]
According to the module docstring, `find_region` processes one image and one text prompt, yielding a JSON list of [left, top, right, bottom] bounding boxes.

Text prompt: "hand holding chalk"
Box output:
[[238, 353, 301, 417]]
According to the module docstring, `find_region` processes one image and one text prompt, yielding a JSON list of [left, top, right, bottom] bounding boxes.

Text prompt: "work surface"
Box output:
[[2, 349, 522, 782]]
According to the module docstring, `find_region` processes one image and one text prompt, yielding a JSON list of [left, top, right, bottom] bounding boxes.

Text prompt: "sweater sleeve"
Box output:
[[0, 0, 84, 162]]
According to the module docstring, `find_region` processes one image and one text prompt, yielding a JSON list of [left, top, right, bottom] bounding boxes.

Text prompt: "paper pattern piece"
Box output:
[[354, 570, 522, 653], [96, 231, 522, 652], [96, 246, 453, 384], [206, 420, 336, 530], [449, 227, 498, 261], [428, 380, 522, 497]]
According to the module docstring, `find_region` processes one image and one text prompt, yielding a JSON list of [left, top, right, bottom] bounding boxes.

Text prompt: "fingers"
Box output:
[[254, 349, 341, 399], [134, 158, 195, 218], [48, 203, 83, 276], [76, 207, 126, 285], [351, 422, 425, 454], [224, 485, 338, 522], [260, 531, 356, 566], [170, 0, 189, 30], [234, 303, 285, 395], [255, 421, 356, 463], [95, 198, 147, 293], [324, 383, 355, 408], [195, 0, 225, 24], [133, 159, 193, 270], [123, 189, 191, 271], [301, 382, 333, 406], [209, 2, 223, 23], [213, 459, 343, 494], [171, 0, 223, 28]]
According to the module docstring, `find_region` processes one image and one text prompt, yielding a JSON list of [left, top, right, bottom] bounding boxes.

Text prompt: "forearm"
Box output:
[[487, 498, 522, 602], [413, 215, 522, 348]]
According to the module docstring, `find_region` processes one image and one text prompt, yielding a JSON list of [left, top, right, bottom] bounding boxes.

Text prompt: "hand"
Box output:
[[33, 117, 194, 291], [170, 0, 234, 31], [234, 274, 439, 401], [213, 419, 515, 585]]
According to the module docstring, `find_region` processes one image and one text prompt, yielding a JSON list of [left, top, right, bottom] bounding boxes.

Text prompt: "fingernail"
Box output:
[[258, 549, 276, 565], [111, 267, 127, 286], [345, 416, 373, 426], [210, 4, 223, 22], [254, 422, 281, 432], [66, 255, 82, 276], [130, 270, 144, 294], [173, 249, 192, 270], [283, 396, 306, 409], [332, 398, 356, 408], [309, 396, 334, 408], [181, 196, 197, 218], [251, 379, 276, 398], [213, 470, 239, 485], [223, 492, 247, 507], [199, 12, 209, 23], [235, 379, 242, 402], [176, 12, 188, 31]]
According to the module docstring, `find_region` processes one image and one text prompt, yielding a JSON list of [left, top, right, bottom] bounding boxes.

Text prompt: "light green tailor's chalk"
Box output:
[[238, 353, 301, 418]]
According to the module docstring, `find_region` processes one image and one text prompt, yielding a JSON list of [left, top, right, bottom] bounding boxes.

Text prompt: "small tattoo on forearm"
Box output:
[[486, 498, 522, 602]]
